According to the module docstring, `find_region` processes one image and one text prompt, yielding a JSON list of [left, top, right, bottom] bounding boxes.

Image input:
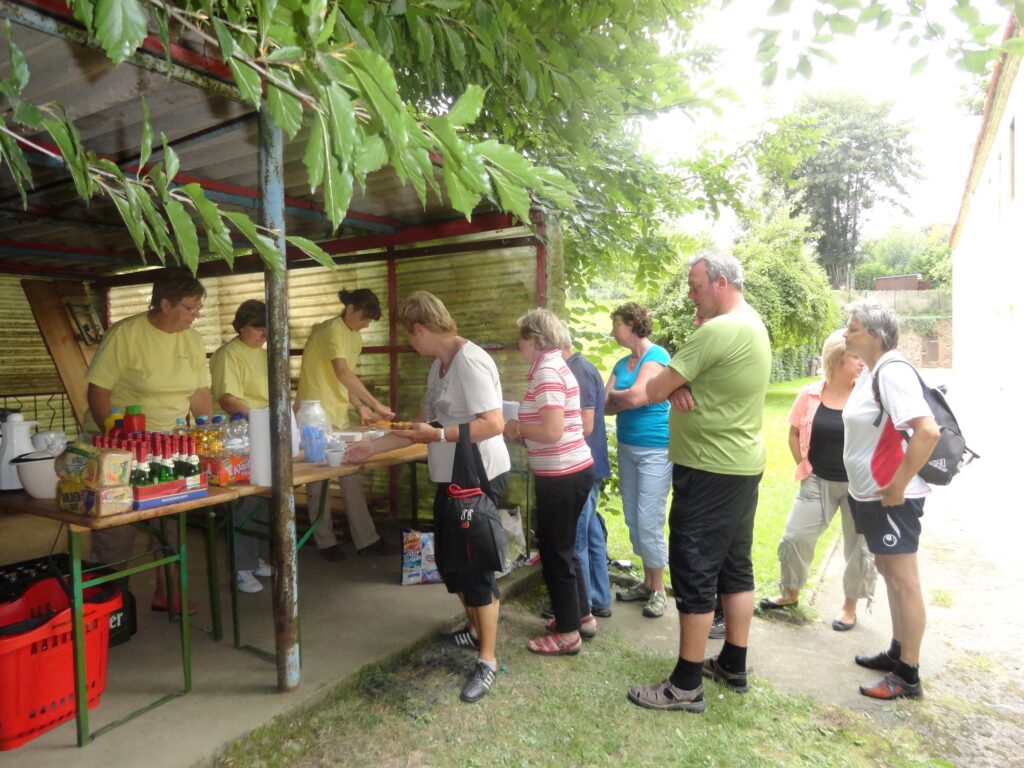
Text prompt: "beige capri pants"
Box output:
[[776, 473, 877, 601]]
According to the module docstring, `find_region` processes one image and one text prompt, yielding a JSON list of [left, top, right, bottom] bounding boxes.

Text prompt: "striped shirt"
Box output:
[[519, 349, 594, 477]]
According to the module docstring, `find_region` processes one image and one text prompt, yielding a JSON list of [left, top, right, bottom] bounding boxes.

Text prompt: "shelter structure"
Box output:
[[0, 0, 563, 696]]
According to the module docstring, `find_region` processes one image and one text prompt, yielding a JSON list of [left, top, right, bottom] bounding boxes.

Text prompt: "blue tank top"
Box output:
[[612, 345, 670, 448]]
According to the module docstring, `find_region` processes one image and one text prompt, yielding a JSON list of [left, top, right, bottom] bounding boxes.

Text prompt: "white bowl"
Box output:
[[13, 451, 58, 499]]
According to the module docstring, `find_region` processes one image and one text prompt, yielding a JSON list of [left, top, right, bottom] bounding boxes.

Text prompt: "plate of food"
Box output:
[[369, 420, 414, 430]]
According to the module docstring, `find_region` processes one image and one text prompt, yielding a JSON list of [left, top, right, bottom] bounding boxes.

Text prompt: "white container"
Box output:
[[13, 451, 58, 499], [326, 448, 345, 468], [247, 407, 302, 486]]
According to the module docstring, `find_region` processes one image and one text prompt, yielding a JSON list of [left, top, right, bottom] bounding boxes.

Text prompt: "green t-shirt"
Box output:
[[667, 304, 771, 476], [296, 315, 362, 429]]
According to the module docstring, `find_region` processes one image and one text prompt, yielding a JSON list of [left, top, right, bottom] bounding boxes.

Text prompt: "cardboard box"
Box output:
[[201, 454, 250, 486], [132, 473, 207, 510], [56, 443, 133, 488], [58, 482, 133, 517]]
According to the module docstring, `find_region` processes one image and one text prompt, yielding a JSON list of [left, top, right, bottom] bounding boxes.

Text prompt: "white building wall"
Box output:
[[952, 55, 1023, 436]]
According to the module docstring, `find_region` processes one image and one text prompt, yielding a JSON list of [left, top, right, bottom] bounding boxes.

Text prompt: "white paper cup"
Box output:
[[326, 448, 345, 468]]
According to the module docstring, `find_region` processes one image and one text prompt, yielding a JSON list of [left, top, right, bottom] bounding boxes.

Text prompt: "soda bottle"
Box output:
[[124, 405, 145, 435], [131, 443, 151, 485], [192, 416, 209, 457], [184, 436, 202, 478]]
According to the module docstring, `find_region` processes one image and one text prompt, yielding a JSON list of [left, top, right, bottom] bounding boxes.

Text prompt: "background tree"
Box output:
[[650, 205, 837, 381], [767, 92, 921, 288], [855, 223, 952, 288]]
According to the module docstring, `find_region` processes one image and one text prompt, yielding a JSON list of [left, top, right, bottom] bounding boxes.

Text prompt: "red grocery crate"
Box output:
[[0, 577, 122, 750]]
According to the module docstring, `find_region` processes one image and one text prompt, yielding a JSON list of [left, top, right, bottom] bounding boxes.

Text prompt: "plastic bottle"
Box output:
[[123, 405, 145, 435], [186, 436, 202, 477], [225, 413, 249, 456], [172, 417, 189, 438], [208, 415, 226, 458], [108, 418, 126, 442], [192, 416, 209, 457], [296, 400, 332, 447], [103, 408, 124, 438]]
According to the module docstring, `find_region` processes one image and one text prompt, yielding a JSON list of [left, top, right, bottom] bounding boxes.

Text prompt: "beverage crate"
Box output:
[[0, 577, 122, 750], [201, 454, 250, 486], [132, 473, 208, 510]]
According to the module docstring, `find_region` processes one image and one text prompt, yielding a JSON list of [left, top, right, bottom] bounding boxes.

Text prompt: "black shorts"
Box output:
[[432, 472, 509, 608], [668, 465, 762, 614], [848, 495, 924, 555]]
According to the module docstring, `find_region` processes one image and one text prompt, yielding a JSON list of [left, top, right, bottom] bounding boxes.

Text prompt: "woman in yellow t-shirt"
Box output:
[[210, 300, 273, 594], [297, 288, 395, 559], [85, 271, 213, 615]]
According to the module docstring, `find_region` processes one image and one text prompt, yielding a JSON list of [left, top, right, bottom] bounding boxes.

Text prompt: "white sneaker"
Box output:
[[253, 559, 274, 578], [236, 570, 263, 593]]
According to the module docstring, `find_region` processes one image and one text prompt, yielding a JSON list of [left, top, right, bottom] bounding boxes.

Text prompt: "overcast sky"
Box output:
[[643, 0, 1010, 242]]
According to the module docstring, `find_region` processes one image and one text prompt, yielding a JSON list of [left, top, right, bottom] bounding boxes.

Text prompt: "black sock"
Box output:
[[887, 639, 903, 661], [669, 657, 704, 691], [894, 660, 919, 684], [716, 641, 747, 674]]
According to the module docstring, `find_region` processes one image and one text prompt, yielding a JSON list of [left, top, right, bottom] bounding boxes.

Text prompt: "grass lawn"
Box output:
[[211, 582, 933, 768]]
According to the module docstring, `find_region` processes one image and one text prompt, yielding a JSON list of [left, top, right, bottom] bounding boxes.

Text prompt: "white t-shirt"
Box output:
[[843, 350, 932, 501], [421, 341, 511, 483]]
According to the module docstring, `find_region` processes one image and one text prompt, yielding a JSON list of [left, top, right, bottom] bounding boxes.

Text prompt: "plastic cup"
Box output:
[[326, 448, 345, 468]]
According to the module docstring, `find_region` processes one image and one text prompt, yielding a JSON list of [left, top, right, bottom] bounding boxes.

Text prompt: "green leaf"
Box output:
[[228, 58, 263, 107], [448, 84, 485, 127], [910, 54, 928, 77], [761, 61, 779, 87], [42, 116, 93, 199], [3, 21, 29, 94], [285, 235, 336, 270], [267, 75, 303, 139], [767, 0, 792, 16], [181, 183, 233, 261], [138, 97, 152, 174], [93, 0, 148, 64], [212, 18, 235, 58], [150, 166, 169, 204], [795, 54, 812, 79], [92, 158, 125, 180], [442, 164, 477, 218], [322, 154, 354, 229], [223, 210, 282, 271], [353, 135, 387, 176], [68, 0, 94, 29], [109, 191, 146, 256], [1003, 38, 1024, 57], [325, 82, 357, 164], [134, 186, 172, 261], [487, 166, 531, 223], [13, 102, 42, 129], [960, 49, 996, 74], [303, 113, 326, 192], [827, 13, 857, 35], [0, 120, 33, 208], [162, 133, 179, 183], [165, 198, 199, 272], [256, 0, 277, 47], [266, 45, 304, 63], [859, 4, 884, 23]]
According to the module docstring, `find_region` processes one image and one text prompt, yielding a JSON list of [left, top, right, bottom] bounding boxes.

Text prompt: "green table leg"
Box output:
[[204, 509, 222, 641], [68, 529, 90, 746], [178, 512, 192, 693], [227, 501, 241, 648], [409, 463, 418, 527]]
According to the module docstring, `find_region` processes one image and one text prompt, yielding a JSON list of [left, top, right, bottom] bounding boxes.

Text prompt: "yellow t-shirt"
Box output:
[[209, 336, 269, 410], [296, 315, 362, 429], [85, 312, 210, 432]]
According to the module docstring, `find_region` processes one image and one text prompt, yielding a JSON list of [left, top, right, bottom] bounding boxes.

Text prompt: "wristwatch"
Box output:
[[437, 427, 446, 443]]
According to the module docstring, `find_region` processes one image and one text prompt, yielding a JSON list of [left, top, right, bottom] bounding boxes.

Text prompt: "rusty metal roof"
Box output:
[[0, 0, 510, 281]]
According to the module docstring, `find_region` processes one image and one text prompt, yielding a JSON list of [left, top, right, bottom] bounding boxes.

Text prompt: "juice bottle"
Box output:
[[208, 415, 226, 458], [123, 405, 145, 435], [192, 416, 209, 457]]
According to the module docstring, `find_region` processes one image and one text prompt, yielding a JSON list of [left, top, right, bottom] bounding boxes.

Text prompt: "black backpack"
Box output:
[[872, 359, 979, 486]]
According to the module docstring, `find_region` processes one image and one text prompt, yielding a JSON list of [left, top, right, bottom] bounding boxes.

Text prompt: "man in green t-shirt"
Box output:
[[627, 252, 770, 714]]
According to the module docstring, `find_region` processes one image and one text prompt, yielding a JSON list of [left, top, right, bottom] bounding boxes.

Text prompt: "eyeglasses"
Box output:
[[179, 302, 203, 315]]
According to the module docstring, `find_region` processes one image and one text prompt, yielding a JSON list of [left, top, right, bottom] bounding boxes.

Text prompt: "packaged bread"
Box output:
[[56, 442, 133, 488]]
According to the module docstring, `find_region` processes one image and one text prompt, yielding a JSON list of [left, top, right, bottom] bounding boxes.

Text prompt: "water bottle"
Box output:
[[296, 400, 332, 447], [225, 413, 249, 456], [208, 415, 227, 458]]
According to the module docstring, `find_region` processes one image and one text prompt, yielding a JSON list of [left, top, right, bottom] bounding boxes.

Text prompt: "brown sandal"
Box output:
[[545, 614, 597, 639]]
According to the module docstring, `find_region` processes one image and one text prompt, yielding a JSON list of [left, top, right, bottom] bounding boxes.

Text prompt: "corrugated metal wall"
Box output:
[[106, 238, 556, 529]]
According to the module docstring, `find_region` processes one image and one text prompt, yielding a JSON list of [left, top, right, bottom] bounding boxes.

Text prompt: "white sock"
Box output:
[[478, 658, 497, 672]]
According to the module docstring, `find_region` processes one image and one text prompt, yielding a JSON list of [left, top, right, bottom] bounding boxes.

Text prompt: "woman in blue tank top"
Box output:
[[605, 303, 672, 620]]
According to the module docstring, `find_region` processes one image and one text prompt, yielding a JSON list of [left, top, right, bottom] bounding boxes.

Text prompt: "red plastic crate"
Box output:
[[0, 577, 122, 750]]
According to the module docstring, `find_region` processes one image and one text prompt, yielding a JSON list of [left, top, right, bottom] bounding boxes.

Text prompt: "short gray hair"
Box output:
[[517, 308, 565, 352], [846, 300, 900, 352], [689, 251, 744, 289]]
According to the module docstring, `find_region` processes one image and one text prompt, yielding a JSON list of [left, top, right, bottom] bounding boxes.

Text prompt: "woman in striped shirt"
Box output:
[[504, 309, 595, 656]]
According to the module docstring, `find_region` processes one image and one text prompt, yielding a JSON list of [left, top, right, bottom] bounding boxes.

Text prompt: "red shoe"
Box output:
[[859, 672, 923, 700], [545, 614, 597, 639], [151, 593, 198, 616], [527, 632, 582, 656]]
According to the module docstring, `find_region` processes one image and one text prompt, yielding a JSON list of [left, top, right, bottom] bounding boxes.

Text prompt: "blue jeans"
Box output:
[[618, 442, 671, 569], [575, 481, 611, 611]]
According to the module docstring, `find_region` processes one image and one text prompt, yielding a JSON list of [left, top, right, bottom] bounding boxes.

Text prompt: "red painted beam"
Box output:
[[0, 259, 95, 278], [319, 213, 518, 255]]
